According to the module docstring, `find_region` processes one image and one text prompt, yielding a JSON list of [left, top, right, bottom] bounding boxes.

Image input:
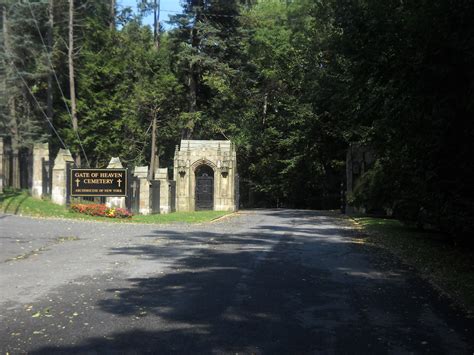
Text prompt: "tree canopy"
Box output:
[[1, 0, 472, 239]]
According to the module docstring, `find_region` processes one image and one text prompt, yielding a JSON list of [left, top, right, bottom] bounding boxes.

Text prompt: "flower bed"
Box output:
[[70, 203, 132, 219]]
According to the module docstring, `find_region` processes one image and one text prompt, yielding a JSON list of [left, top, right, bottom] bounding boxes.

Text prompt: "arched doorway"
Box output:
[[195, 164, 214, 210]]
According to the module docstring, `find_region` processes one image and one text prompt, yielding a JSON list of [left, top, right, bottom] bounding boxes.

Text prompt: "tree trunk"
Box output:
[[68, 0, 80, 166], [0, 7, 5, 109], [190, 2, 201, 109], [47, 0, 54, 138], [149, 110, 157, 181], [183, 3, 201, 139], [154, 0, 160, 49], [188, 64, 197, 109], [3, 6, 20, 189], [262, 91, 268, 125], [9, 97, 20, 189], [110, 0, 115, 30]]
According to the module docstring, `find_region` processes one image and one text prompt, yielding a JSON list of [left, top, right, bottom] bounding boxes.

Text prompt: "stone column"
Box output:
[[105, 157, 126, 209], [154, 167, 171, 214], [174, 147, 191, 212], [3, 139, 10, 188], [0, 138, 3, 194], [215, 146, 237, 212], [31, 143, 49, 198], [230, 146, 237, 211], [52, 149, 75, 205], [134, 166, 150, 215]]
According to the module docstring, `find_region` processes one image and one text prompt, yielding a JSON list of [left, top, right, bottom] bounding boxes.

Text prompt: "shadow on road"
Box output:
[[29, 211, 474, 354]]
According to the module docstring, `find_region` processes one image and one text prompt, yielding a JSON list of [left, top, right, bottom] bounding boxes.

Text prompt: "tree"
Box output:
[[311, 0, 474, 238], [46, 0, 54, 137], [2, 4, 20, 188], [168, 0, 244, 139], [68, 0, 80, 166], [137, 0, 161, 49], [1, 1, 50, 188]]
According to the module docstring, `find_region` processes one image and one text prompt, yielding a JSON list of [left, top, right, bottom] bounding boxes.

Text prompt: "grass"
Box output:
[[0, 189, 231, 224], [1, 189, 74, 218], [130, 210, 229, 224], [352, 216, 474, 315]]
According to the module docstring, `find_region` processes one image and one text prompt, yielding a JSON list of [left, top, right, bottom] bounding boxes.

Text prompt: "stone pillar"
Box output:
[[52, 149, 74, 205], [215, 143, 237, 212], [31, 143, 49, 198], [105, 157, 126, 209], [154, 167, 171, 214], [0, 138, 3, 194], [134, 166, 150, 215], [3, 139, 10, 188], [174, 145, 192, 212]]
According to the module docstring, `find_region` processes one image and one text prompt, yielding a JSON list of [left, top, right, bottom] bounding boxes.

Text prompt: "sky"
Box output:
[[119, 0, 184, 30]]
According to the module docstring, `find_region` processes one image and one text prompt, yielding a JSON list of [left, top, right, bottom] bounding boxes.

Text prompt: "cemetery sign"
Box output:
[[70, 168, 127, 197]]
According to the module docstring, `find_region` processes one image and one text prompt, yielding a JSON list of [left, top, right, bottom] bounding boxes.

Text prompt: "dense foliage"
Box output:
[[1, 0, 472, 239]]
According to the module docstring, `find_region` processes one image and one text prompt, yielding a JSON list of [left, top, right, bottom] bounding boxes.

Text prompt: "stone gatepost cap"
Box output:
[[107, 157, 123, 169], [133, 166, 148, 178], [34, 142, 49, 150], [154, 167, 169, 180], [53, 149, 75, 168]]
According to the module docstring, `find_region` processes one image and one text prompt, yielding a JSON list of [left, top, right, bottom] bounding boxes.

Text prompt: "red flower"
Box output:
[[70, 203, 132, 218]]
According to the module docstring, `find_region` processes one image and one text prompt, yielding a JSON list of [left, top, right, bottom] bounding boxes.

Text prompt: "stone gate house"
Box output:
[[174, 140, 238, 212]]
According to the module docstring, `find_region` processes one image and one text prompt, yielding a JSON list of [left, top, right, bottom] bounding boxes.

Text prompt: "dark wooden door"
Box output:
[[195, 167, 214, 210]]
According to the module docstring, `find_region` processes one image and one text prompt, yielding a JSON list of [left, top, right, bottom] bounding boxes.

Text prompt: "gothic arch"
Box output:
[[191, 158, 217, 172]]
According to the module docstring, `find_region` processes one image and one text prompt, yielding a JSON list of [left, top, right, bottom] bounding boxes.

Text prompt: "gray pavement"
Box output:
[[0, 210, 473, 354]]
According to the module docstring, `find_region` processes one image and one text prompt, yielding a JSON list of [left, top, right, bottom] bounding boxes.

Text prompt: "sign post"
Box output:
[[69, 168, 127, 197]]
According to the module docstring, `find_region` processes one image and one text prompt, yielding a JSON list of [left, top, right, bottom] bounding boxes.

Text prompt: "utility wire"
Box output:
[[27, 1, 90, 167], [161, 8, 242, 17], [11, 62, 68, 151], [160, 9, 243, 17], [117, 6, 242, 18]]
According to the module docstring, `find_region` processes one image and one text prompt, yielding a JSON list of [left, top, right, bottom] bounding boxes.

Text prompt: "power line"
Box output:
[[11, 62, 68, 151], [117, 5, 242, 18], [27, 1, 90, 167], [163, 9, 242, 18]]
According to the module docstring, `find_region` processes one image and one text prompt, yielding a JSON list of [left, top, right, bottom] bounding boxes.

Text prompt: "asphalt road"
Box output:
[[0, 210, 473, 354]]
